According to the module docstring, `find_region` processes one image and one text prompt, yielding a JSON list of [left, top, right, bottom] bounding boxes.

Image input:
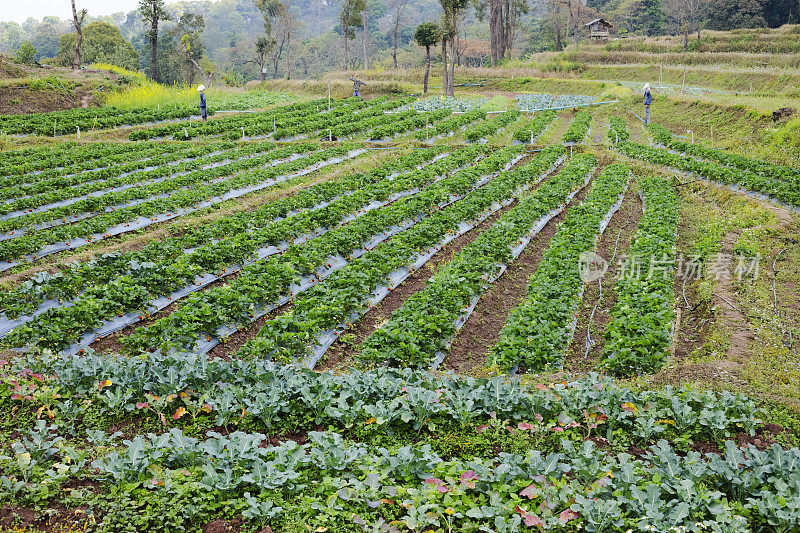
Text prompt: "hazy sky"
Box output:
[[5, 1, 141, 24]]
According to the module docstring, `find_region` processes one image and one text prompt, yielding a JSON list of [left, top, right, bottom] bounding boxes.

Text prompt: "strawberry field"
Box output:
[[1, 93, 800, 533]]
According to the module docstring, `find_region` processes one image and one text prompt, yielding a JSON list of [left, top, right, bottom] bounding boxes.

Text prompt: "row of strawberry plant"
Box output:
[[119, 148, 523, 356], [562, 111, 592, 143], [15, 352, 761, 444], [0, 141, 172, 185], [328, 108, 418, 139], [607, 116, 630, 143], [0, 105, 204, 136], [359, 150, 593, 370], [0, 141, 242, 212], [0, 142, 209, 200], [368, 109, 451, 140], [234, 148, 549, 364], [0, 145, 352, 266], [258, 98, 406, 141], [0, 143, 301, 236], [512, 109, 556, 143], [464, 110, 521, 142], [648, 123, 800, 184], [601, 174, 678, 377], [0, 148, 446, 321], [274, 98, 406, 140], [128, 98, 334, 141], [617, 141, 800, 207], [2, 148, 480, 351], [413, 108, 486, 141], [491, 164, 632, 372]]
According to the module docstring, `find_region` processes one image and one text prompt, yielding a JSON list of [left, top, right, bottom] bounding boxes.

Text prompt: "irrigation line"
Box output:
[[772, 247, 787, 311], [712, 292, 745, 315], [584, 226, 626, 359]]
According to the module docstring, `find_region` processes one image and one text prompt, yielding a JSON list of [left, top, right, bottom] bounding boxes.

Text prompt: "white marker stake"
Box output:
[[184, 127, 189, 138], [76, 126, 80, 139]]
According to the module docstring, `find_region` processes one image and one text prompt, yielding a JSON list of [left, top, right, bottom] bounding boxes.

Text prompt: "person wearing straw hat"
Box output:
[[198, 85, 208, 121], [643, 83, 652, 124]]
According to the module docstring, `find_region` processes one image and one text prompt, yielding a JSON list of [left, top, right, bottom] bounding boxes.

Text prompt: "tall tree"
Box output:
[[139, 0, 170, 81], [254, 36, 271, 81], [389, 0, 409, 68], [339, 0, 365, 69], [666, 0, 707, 47], [175, 13, 205, 86], [549, 0, 564, 51], [438, 0, 468, 96], [414, 22, 440, 94], [70, 0, 87, 71]]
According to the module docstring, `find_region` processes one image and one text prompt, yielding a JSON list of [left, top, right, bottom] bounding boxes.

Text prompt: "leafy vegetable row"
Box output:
[[0, 148, 447, 320], [491, 164, 631, 372], [0, 145, 352, 265], [14, 352, 762, 448], [121, 148, 524, 356], [464, 110, 521, 142], [513, 110, 556, 143], [360, 149, 593, 370], [602, 174, 678, 377], [617, 141, 800, 207], [561, 111, 592, 144]]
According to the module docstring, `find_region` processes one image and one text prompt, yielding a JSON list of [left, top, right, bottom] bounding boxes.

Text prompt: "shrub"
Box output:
[[13, 42, 38, 65]]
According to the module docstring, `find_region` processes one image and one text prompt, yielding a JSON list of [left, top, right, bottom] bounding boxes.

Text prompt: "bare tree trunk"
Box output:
[[392, 26, 399, 69], [286, 31, 291, 79], [273, 37, 284, 78], [259, 58, 265, 82], [362, 10, 368, 69], [448, 37, 456, 95], [423, 45, 430, 93], [489, 0, 499, 66], [441, 36, 449, 95], [71, 1, 86, 71], [343, 35, 349, 70], [151, 13, 160, 82], [552, 0, 563, 51]]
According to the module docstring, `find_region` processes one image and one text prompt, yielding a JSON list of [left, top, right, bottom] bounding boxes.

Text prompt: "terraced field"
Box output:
[[2, 93, 800, 533]]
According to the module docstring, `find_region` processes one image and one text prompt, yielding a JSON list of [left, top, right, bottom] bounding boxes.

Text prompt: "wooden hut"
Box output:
[[584, 18, 613, 40]]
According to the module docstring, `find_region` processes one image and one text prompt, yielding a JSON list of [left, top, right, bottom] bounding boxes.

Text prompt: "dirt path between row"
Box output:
[[442, 168, 600, 374], [710, 203, 794, 364], [563, 181, 644, 372]]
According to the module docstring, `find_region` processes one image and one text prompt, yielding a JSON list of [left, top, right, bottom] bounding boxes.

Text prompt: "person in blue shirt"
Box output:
[[643, 83, 652, 124], [198, 85, 208, 122]]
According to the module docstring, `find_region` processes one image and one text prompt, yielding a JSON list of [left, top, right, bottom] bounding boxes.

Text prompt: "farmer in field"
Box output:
[[198, 84, 208, 122], [643, 83, 652, 124]]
